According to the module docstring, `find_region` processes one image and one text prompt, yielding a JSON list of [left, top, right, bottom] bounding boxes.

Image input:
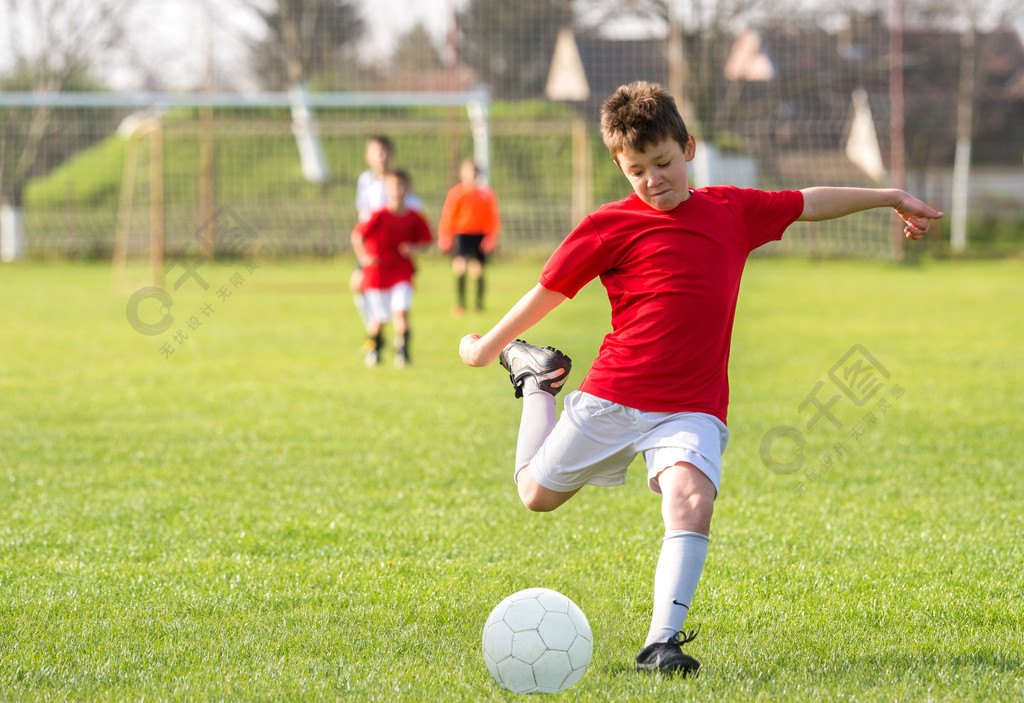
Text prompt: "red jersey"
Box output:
[[539, 187, 804, 423], [356, 209, 433, 291]]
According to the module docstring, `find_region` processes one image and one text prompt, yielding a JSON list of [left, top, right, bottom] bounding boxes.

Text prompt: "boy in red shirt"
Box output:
[[352, 169, 433, 367], [459, 81, 942, 675], [438, 159, 501, 315]]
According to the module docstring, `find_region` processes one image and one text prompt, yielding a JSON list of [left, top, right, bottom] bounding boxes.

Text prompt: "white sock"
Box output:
[[513, 377, 557, 482], [644, 530, 709, 646]]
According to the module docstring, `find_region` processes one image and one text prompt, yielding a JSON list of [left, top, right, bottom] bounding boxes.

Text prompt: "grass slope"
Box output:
[[1, 257, 1022, 701]]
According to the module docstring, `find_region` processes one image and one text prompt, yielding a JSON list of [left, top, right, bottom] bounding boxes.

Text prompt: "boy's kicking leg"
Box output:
[[498, 340, 575, 511], [513, 376, 579, 511], [635, 462, 715, 676]]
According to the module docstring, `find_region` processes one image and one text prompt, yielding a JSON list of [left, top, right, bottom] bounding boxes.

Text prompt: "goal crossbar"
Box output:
[[3, 89, 493, 186], [0, 90, 491, 110]]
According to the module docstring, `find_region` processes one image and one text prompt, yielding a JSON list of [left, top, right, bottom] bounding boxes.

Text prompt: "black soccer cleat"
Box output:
[[498, 339, 572, 399], [634, 625, 702, 676]]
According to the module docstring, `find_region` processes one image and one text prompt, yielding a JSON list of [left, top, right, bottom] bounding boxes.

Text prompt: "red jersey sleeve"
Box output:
[[539, 216, 616, 299], [733, 187, 804, 250]]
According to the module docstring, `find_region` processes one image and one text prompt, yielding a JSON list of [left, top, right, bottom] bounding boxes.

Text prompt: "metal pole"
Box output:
[[150, 119, 165, 289], [889, 0, 906, 261], [950, 22, 976, 255], [199, 3, 216, 258], [572, 116, 590, 226]]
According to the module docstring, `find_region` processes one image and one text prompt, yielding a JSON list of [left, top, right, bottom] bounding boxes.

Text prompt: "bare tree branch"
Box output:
[[0, 0, 134, 205]]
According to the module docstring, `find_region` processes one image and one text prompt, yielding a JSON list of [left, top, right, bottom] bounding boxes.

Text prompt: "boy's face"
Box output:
[[615, 135, 696, 211], [365, 140, 392, 175], [385, 174, 407, 208]]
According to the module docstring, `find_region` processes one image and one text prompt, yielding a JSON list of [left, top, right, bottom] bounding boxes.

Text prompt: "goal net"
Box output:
[[7, 6, 1021, 263], [8, 89, 503, 274]]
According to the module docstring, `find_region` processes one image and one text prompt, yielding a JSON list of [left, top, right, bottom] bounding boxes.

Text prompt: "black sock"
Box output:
[[456, 274, 466, 308], [397, 330, 410, 360]]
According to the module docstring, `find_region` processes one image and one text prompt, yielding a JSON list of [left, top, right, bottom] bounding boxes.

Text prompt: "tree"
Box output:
[[245, 0, 364, 90], [581, 0, 773, 140], [242, 0, 365, 184], [902, 0, 1023, 253], [458, 0, 575, 98], [0, 0, 133, 260], [390, 23, 445, 74]]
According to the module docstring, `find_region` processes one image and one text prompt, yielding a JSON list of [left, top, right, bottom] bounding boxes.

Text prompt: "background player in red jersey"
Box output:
[[459, 81, 942, 676], [352, 169, 433, 367], [351, 136, 424, 331]]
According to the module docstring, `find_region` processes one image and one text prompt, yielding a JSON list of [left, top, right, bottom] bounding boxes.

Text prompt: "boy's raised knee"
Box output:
[[517, 480, 555, 512], [516, 471, 577, 512]]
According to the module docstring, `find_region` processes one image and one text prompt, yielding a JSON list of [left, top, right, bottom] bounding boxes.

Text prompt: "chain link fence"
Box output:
[[3, 4, 1023, 261]]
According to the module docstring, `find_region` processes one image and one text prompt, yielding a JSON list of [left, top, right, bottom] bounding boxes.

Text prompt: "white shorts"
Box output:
[[363, 281, 413, 324], [527, 391, 730, 495]]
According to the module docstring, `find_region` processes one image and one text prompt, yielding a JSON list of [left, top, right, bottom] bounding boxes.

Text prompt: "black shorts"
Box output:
[[453, 233, 487, 263]]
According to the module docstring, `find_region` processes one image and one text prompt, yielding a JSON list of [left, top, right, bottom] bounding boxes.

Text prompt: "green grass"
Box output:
[[1, 257, 1022, 701]]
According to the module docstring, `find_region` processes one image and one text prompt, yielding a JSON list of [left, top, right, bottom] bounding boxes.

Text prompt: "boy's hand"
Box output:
[[895, 194, 943, 240], [459, 333, 485, 366]]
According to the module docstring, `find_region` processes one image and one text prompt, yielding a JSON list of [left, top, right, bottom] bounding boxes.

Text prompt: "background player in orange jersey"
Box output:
[[438, 159, 501, 316]]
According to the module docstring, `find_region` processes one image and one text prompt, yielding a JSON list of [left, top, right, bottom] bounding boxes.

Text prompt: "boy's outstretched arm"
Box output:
[[459, 284, 567, 367], [798, 187, 943, 240]]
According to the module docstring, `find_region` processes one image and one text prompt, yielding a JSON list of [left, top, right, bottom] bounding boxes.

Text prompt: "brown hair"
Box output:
[[368, 134, 394, 152], [387, 168, 411, 186], [599, 81, 690, 162]]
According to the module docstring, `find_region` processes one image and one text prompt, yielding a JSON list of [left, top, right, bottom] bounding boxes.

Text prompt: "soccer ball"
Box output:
[[481, 588, 593, 694]]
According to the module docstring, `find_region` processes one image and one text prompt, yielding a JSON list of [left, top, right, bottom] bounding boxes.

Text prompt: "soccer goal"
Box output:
[[1, 89, 492, 279], [110, 89, 492, 282]]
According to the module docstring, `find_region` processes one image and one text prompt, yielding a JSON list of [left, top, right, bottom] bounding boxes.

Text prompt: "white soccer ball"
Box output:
[[481, 587, 593, 694]]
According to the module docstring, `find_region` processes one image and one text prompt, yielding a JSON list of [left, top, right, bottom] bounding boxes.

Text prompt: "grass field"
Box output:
[[1, 255, 1022, 701]]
